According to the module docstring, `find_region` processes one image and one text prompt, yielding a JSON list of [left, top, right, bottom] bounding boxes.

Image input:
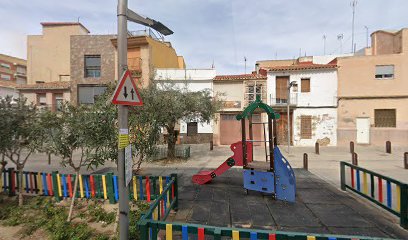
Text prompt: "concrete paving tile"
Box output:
[[209, 201, 230, 227], [247, 201, 276, 227], [230, 201, 252, 224], [297, 188, 339, 204], [212, 188, 228, 202], [195, 187, 213, 201], [189, 200, 212, 223], [307, 203, 373, 227], [266, 201, 322, 227]]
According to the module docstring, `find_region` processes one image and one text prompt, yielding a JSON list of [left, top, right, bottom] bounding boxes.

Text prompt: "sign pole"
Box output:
[[117, 0, 129, 239]]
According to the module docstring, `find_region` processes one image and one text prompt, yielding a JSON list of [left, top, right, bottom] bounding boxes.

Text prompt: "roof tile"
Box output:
[[214, 73, 266, 81]]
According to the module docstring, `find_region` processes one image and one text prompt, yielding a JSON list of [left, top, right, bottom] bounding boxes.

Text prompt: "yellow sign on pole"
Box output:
[[118, 129, 129, 149]]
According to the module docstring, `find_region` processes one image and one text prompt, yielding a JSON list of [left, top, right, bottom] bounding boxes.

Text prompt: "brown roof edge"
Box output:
[[41, 22, 90, 33], [213, 73, 267, 81]]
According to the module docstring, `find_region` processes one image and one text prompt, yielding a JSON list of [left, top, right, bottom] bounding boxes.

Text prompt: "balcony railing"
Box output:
[[269, 93, 298, 106]]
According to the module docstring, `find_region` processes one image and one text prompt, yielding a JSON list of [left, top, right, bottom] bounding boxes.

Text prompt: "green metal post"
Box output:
[[340, 162, 346, 191], [151, 222, 158, 240], [214, 229, 221, 240], [400, 184, 408, 229], [171, 173, 178, 210], [139, 221, 149, 240], [106, 173, 115, 204], [152, 176, 157, 198], [52, 171, 61, 202]]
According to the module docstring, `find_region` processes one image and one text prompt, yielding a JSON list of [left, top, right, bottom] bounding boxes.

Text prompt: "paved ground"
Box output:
[[14, 143, 408, 238]]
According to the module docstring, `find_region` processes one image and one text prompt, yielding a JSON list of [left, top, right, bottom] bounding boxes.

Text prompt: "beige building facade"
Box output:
[[212, 73, 267, 145], [337, 28, 408, 146]]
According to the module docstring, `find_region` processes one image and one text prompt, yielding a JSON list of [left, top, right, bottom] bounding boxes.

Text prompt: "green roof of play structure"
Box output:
[[236, 96, 280, 120]]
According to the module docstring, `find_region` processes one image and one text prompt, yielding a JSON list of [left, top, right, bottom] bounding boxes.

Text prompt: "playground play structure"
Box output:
[[192, 97, 296, 202]]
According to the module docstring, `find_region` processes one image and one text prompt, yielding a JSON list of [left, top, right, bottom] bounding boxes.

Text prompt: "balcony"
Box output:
[[269, 93, 298, 106], [128, 57, 142, 77]]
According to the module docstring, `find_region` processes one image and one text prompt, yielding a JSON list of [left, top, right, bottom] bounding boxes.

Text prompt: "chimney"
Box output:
[[255, 63, 260, 74]]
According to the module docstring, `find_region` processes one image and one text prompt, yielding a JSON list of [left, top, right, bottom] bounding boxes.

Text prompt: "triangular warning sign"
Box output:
[[112, 70, 143, 106]]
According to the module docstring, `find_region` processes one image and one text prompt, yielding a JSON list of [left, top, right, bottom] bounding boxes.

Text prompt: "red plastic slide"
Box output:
[[192, 141, 252, 185]]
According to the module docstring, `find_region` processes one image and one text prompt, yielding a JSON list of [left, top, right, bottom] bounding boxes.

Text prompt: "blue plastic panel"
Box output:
[[274, 147, 296, 203], [243, 170, 275, 193]]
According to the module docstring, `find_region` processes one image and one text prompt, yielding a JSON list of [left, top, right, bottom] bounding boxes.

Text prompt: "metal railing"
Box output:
[[138, 217, 389, 240], [340, 161, 408, 229], [128, 29, 162, 41], [149, 145, 191, 161], [269, 93, 298, 106]]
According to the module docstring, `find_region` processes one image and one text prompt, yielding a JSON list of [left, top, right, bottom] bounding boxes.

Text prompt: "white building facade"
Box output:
[[154, 68, 215, 144], [266, 57, 338, 146]]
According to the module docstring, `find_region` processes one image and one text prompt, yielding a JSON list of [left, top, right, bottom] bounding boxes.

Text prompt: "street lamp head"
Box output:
[[289, 81, 297, 87]]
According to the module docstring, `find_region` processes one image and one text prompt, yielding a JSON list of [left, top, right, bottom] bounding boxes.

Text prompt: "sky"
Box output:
[[1, 0, 408, 75]]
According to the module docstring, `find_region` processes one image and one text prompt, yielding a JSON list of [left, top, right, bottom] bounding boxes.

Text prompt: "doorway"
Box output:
[[356, 118, 370, 144]]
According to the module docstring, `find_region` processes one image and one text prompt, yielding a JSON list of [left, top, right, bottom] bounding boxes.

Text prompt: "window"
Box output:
[[187, 122, 198, 136], [54, 94, 64, 112], [375, 65, 394, 79], [0, 74, 11, 80], [84, 55, 101, 78], [375, 109, 396, 127], [16, 66, 26, 75], [300, 115, 312, 139], [246, 82, 263, 104], [0, 63, 10, 69], [37, 94, 46, 106], [78, 86, 107, 104], [301, 78, 310, 92]]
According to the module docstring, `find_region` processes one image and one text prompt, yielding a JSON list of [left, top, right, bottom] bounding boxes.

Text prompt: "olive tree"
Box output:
[[0, 97, 46, 206], [49, 101, 117, 222], [148, 83, 222, 158]]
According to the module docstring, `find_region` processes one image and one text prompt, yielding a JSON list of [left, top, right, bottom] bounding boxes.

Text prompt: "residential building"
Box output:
[[0, 53, 27, 85], [111, 30, 185, 88], [70, 35, 116, 105], [337, 28, 408, 146], [265, 57, 338, 146], [0, 80, 19, 100], [27, 22, 89, 85], [17, 82, 71, 111], [212, 73, 267, 145], [154, 68, 215, 143]]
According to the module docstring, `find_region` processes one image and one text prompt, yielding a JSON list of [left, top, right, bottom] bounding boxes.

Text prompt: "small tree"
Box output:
[[147, 84, 222, 158], [0, 97, 45, 206], [49, 102, 117, 222], [128, 88, 161, 171]]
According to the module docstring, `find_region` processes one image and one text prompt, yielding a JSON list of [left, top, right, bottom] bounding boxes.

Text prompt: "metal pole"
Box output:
[[117, 0, 129, 238], [287, 85, 290, 154]]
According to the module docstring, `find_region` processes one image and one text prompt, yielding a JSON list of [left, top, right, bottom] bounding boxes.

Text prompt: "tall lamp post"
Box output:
[[116, 1, 173, 239], [287, 81, 296, 154]]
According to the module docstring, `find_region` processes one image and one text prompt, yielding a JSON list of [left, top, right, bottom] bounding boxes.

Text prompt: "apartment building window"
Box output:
[[301, 78, 310, 92], [0, 74, 11, 80], [187, 122, 198, 136], [84, 55, 101, 78], [37, 94, 47, 106], [374, 109, 396, 127], [78, 85, 107, 104], [300, 115, 312, 139], [375, 65, 394, 79], [0, 63, 11, 69]]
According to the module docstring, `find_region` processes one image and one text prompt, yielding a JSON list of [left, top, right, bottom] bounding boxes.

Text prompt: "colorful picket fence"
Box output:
[[137, 221, 389, 240], [340, 161, 408, 229], [0, 168, 177, 205]]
